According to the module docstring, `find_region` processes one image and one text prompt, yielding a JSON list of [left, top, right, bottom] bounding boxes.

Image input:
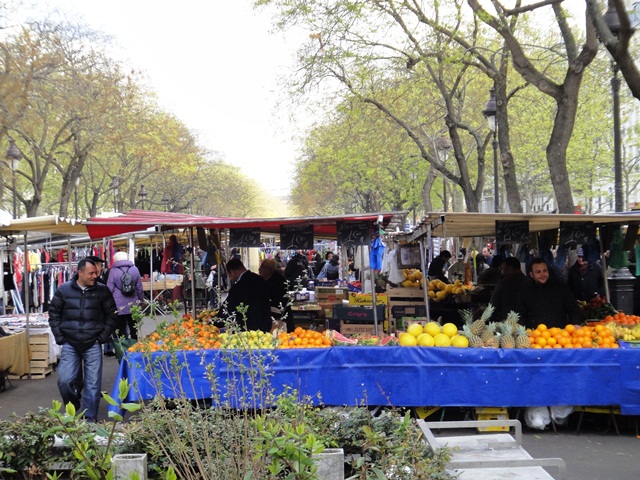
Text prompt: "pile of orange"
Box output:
[[128, 315, 221, 353], [602, 312, 640, 325], [276, 326, 333, 349], [527, 323, 618, 349]]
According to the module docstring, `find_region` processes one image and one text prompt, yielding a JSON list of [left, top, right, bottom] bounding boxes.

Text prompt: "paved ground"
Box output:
[[1, 315, 638, 479]]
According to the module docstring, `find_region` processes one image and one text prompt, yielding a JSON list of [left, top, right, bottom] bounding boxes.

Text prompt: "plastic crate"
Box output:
[[475, 407, 509, 431], [618, 340, 640, 348]]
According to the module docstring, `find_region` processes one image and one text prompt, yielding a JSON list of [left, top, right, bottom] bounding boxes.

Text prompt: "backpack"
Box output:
[[118, 266, 135, 296]]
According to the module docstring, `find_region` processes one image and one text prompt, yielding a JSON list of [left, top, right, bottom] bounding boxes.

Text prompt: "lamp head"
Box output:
[[482, 87, 497, 132], [6, 140, 22, 171]]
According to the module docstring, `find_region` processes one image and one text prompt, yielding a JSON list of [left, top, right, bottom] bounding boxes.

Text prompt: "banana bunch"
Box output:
[[401, 269, 423, 288], [606, 322, 636, 340]]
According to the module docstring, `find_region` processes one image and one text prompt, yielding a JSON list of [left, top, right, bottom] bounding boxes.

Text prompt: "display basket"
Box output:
[[618, 340, 640, 349], [111, 335, 137, 361]]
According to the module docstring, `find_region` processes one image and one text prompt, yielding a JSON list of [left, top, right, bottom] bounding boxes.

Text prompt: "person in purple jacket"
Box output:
[[107, 251, 145, 340]]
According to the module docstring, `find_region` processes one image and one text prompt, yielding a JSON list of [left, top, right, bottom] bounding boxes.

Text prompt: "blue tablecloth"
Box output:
[[110, 347, 640, 415]]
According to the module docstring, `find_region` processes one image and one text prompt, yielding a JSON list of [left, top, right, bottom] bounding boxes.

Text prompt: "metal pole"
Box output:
[[23, 233, 30, 378], [493, 130, 499, 214], [612, 63, 623, 212], [12, 169, 17, 218], [189, 227, 197, 319], [419, 236, 431, 323], [443, 174, 447, 213]]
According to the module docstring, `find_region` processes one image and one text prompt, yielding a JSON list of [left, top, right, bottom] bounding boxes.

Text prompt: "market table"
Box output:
[[109, 347, 640, 415], [0, 331, 30, 377]]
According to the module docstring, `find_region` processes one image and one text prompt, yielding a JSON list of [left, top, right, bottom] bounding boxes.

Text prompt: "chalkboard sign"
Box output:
[[559, 221, 594, 246], [280, 224, 314, 250], [337, 221, 370, 247], [229, 228, 262, 248], [495, 220, 530, 244]]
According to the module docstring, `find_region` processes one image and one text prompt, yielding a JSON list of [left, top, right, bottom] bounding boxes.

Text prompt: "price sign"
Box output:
[[229, 228, 262, 248], [280, 224, 314, 250], [559, 221, 594, 246], [495, 220, 530, 244], [337, 221, 371, 247]]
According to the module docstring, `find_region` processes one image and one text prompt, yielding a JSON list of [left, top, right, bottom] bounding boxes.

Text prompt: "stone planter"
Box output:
[[313, 448, 344, 480], [112, 453, 148, 480]]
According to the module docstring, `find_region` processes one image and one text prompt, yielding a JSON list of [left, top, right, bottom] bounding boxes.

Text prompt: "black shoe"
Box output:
[[104, 351, 115, 357]]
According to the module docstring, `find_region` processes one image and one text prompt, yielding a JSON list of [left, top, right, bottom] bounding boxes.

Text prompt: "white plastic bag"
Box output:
[[524, 406, 551, 430], [550, 405, 574, 425]]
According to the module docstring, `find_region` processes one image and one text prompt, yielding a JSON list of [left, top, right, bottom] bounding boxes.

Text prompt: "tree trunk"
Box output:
[[495, 80, 523, 213], [546, 74, 584, 213]]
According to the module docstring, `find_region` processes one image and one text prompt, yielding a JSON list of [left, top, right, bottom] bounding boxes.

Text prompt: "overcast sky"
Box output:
[[38, 0, 307, 197]]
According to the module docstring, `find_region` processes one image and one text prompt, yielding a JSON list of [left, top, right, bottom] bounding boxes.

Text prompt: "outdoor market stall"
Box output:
[[110, 346, 640, 415]]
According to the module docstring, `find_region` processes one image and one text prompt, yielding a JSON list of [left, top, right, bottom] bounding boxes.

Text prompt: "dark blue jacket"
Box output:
[[49, 276, 119, 351]]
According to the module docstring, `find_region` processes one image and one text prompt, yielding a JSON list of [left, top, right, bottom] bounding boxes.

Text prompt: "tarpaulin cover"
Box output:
[[110, 347, 640, 415], [85, 210, 400, 240]]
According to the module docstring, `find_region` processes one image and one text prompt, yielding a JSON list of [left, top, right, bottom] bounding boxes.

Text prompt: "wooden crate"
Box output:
[[7, 332, 56, 380], [386, 287, 428, 332]]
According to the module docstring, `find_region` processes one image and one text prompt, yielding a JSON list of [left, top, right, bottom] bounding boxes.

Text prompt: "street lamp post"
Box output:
[[109, 176, 120, 213], [138, 184, 148, 210], [603, 3, 633, 212], [6, 141, 22, 219], [436, 136, 453, 212], [74, 177, 81, 219], [483, 87, 500, 213]]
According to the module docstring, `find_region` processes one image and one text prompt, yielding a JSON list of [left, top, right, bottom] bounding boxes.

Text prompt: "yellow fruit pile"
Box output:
[[398, 321, 469, 348], [427, 279, 469, 302], [401, 269, 423, 288]]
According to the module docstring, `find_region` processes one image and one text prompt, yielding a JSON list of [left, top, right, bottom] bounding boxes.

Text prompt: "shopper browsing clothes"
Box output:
[[107, 251, 145, 341], [48, 258, 118, 422]]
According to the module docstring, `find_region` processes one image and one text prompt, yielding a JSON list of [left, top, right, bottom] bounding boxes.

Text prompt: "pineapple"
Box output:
[[462, 323, 484, 348], [515, 325, 530, 349], [505, 311, 520, 335], [470, 304, 494, 337], [499, 322, 515, 349], [483, 322, 499, 348]]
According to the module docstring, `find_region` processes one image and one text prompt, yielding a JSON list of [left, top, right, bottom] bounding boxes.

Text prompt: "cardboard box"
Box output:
[[315, 287, 348, 302], [333, 305, 386, 323], [339, 321, 377, 336], [348, 293, 388, 305], [288, 310, 319, 322], [391, 304, 427, 319]]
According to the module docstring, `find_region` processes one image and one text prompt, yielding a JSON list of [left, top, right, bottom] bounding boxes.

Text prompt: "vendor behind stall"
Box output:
[[516, 257, 580, 329], [428, 250, 452, 284], [490, 257, 527, 322], [258, 258, 287, 320]]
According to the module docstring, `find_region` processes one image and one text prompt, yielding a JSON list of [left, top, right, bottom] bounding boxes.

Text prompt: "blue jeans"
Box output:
[[57, 342, 103, 421]]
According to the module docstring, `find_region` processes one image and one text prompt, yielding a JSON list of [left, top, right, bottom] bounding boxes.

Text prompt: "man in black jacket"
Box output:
[[49, 258, 118, 421], [516, 258, 580, 329], [223, 258, 272, 333]]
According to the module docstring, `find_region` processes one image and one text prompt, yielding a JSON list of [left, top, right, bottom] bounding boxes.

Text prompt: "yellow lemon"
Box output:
[[451, 335, 469, 348], [423, 321, 441, 337], [407, 323, 425, 338], [434, 333, 452, 347], [399, 332, 418, 346], [417, 333, 435, 347], [442, 323, 459, 338]]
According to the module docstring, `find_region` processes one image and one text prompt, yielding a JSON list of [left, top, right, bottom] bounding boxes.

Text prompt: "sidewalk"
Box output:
[[1, 315, 638, 479]]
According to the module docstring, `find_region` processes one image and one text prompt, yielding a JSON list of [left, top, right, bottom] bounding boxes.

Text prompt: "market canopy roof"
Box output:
[[84, 210, 404, 240], [0, 215, 88, 236], [402, 212, 640, 240]]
